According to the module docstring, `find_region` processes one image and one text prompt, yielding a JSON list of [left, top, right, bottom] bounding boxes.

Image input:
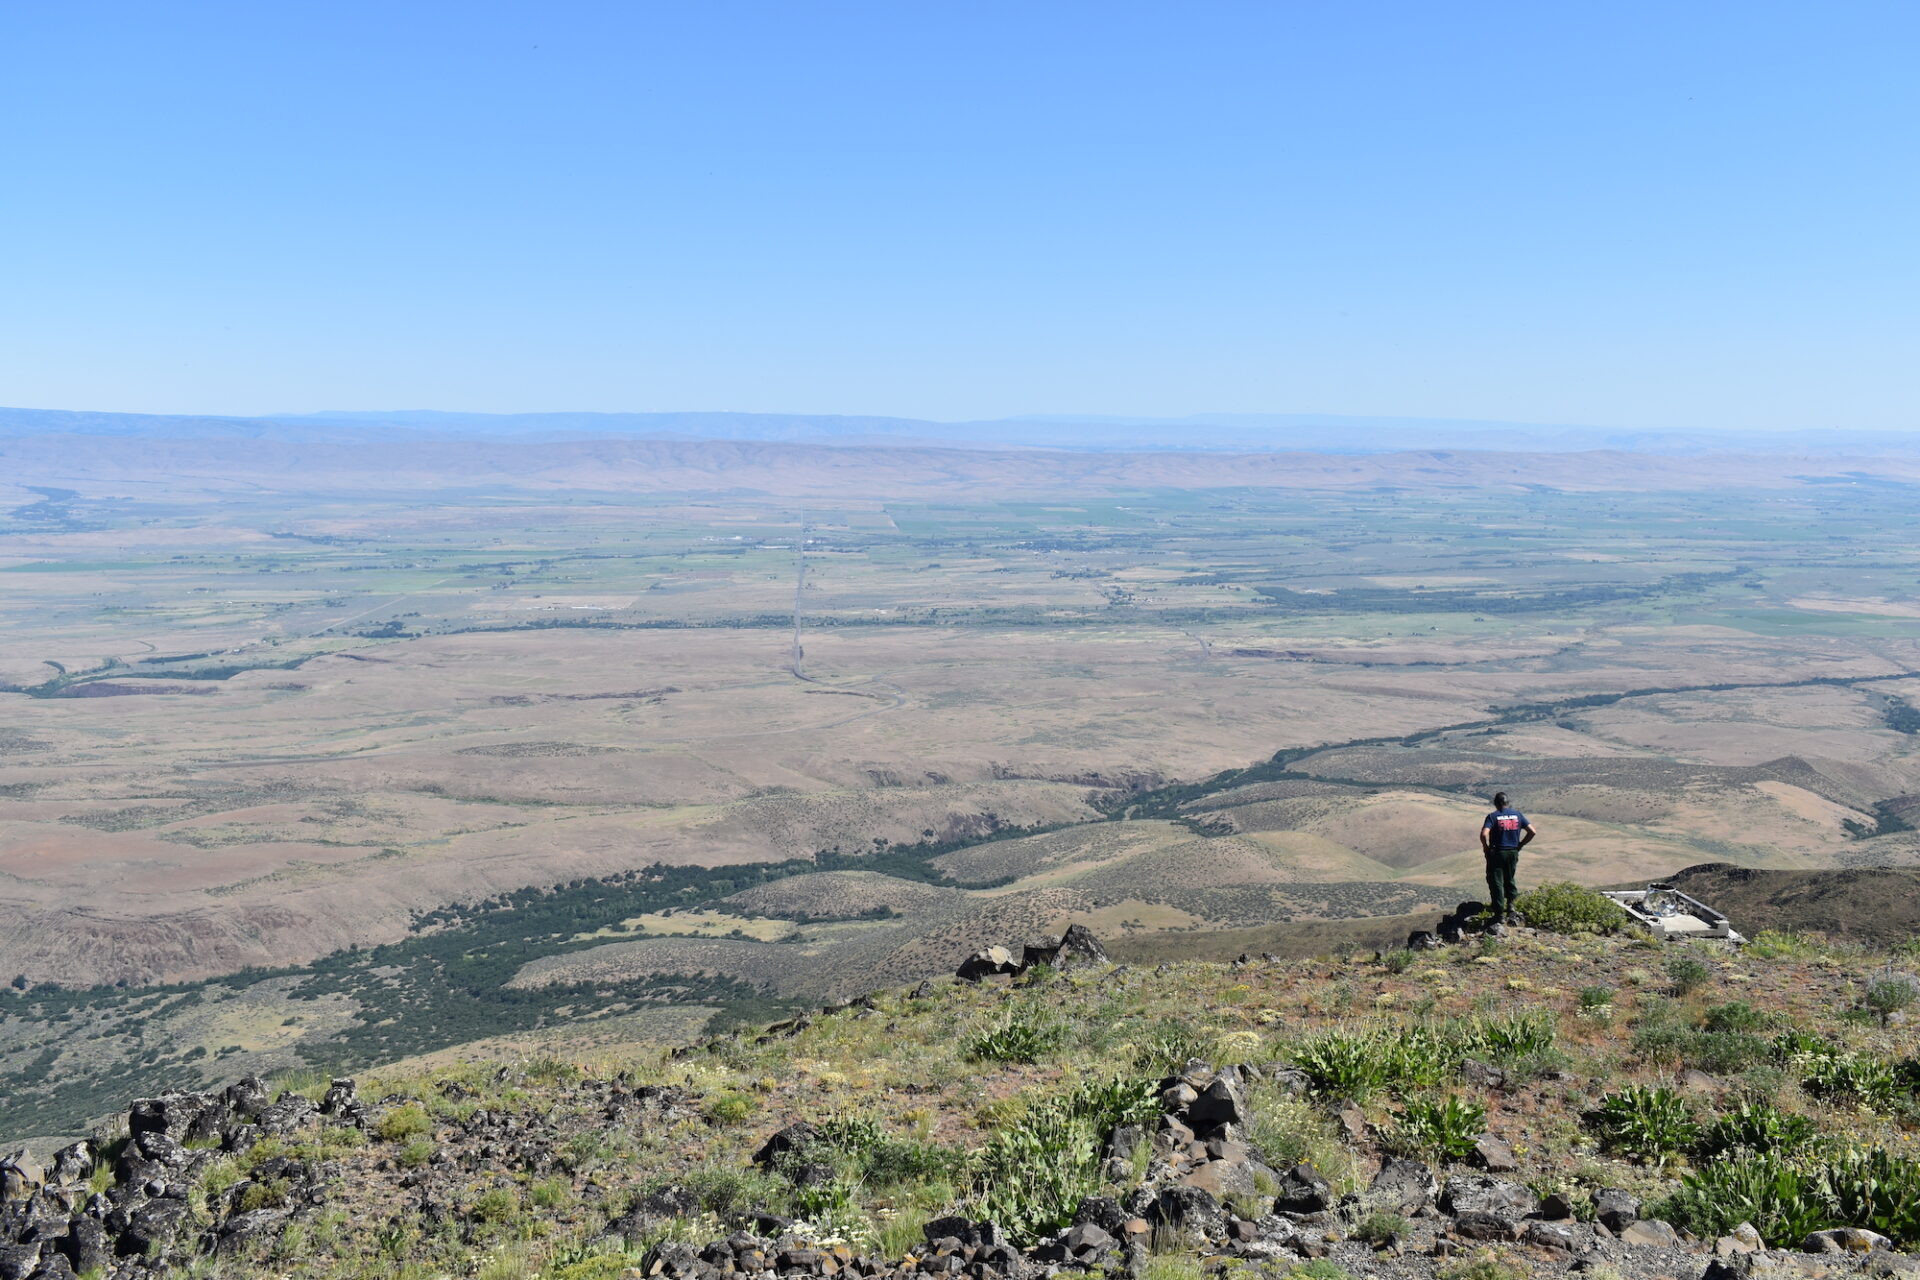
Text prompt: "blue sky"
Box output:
[[1, 1, 1914, 429]]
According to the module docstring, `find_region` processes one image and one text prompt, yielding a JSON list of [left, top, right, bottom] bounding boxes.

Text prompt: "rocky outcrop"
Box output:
[[957, 926, 1111, 981], [0, 1075, 355, 1279], [1018, 925, 1109, 973], [955, 947, 1020, 981]]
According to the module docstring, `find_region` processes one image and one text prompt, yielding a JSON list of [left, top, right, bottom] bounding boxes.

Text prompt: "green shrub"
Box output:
[[1589, 1086, 1697, 1164], [1059, 1074, 1161, 1131], [1693, 1101, 1819, 1160], [468, 1186, 520, 1225], [1666, 954, 1712, 996], [1382, 949, 1416, 974], [1732, 1064, 1790, 1106], [1387, 1095, 1485, 1162], [1437, 1251, 1525, 1280], [1465, 1010, 1558, 1068], [1702, 1000, 1770, 1034], [1512, 882, 1628, 935], [967, 1075, 1158, 1246], [1282, 1262, 1355, 1280], [703, 1092, 758, 1125], [970, 1099, 1099, 1244], [1656, 1147, 1920, 1249], [1353, 1211, 1411, 1246], [1289, 1013, 1558, 1102], [1630, 1000, 1691, 1065], [1863, 971, 1920, 1026], [1803, 1054, 1900, 1111], [237, 1178, 293, 1212], [1131, 1017, 1209, 1073], [397, 1139, 436, 1170], [1577, 986, 1616, 1012], [1292, 1031, 1389, 1101], [1655, 1152, 1831, 1247], [1371, 1025, 1454, 1091], [643, 1166, 783, 1221], [816, 1114, 958, 1189], [529, 1176, 573, 1209], [1745, 930, 1829, 961], [1770, 1029, 1840, 1062], [967, 1006, 1066, 1064], [1686, 1031, 1772, 1075], [1823, 1147, 1920, 1246], [1142, 1259, 1206, 1280], [1246, 1088, 1354, 1191], [373, 1104, 432, 1143], [520, 1056, 581, 1085]]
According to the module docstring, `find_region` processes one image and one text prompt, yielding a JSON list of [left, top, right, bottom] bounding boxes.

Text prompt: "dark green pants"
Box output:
[[1484, 847, 1519, 913]]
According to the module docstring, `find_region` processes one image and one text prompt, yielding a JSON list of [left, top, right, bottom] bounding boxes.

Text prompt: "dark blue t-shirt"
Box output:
[[1483, 808, 1529, 850]]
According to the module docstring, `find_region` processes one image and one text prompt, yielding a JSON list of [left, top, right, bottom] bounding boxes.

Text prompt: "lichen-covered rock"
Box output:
[[1801, 1227, 1891, 1254], [1368, 1159, 1436, 1214], [1618, 1218, 1681, 1248], [44, 1146, 89, 1189], [1440, 1175, 1538, 1221], [128, 1093, 217, 1143], [0, 1242, 40, 1280]]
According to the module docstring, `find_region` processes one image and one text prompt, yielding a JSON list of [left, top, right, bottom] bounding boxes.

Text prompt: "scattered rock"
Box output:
[[1368, 1159, 1436, 1215], [1180, 1159, 1265, 1198], [1146, 1186, 1223, 1237], [1187, 1076, 1245, 1129], [1802, 1227, 1891, 1254], [1618, 1218, 1681, 1249], [1440, 1176, 1538, 1222], [320, 1078, 359, 1117], [45, 1145, 90, 1188], [1273, 1163, 1334, 1215], [1524, 1221, 1577, 1252], [921, 1217, 1001, 1249], [1716, 1223, 1764, 1255], [1459, 1058, 1506, 1090], [1593, 1188, 1640, 1232], [0, 1243, 39, 1280], [1470, 1134, 1516, 1172], [1072, 1196, 1129, 1239], [752, 1123, 822, 1169]]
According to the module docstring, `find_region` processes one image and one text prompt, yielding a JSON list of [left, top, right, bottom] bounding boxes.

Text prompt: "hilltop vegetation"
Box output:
[[9, 901, 1920, 1279]]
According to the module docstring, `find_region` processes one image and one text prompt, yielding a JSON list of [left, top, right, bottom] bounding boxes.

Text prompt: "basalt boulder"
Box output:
[[1017, 925, 1110, 973]]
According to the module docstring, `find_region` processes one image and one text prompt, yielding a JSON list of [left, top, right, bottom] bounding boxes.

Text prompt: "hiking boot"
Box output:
[[1503, 911, 1522, 927]]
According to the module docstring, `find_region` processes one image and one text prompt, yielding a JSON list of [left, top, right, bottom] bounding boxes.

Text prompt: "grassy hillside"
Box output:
[[9, 889, 1920, 1279]]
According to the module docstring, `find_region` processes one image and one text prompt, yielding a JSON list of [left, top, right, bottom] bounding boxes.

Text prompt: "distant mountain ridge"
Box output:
[[6, 429, 1920, 497], [5, 404, 1918, 455]]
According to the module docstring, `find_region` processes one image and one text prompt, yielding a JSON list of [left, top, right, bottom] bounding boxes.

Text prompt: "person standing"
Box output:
[[1480, 792, 1536, 925]]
